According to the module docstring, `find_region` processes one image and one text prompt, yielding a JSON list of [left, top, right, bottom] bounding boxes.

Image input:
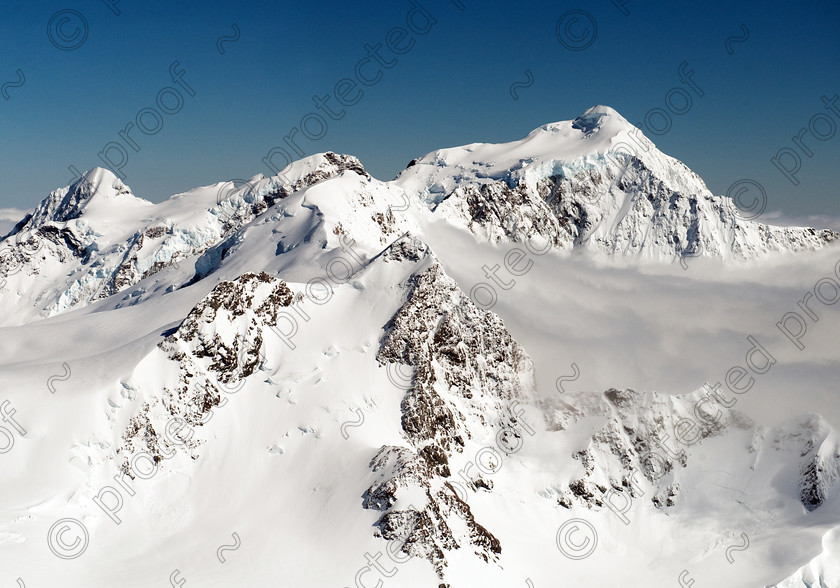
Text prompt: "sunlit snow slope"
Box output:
[[1, 107, 839, 587]]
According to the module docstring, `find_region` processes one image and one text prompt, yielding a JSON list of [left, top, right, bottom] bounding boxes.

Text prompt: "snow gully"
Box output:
[[269, 233, 366, 350]]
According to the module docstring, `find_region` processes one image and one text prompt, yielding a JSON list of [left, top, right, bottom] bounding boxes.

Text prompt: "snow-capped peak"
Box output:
[[570, 104, 631, 134], [13, 166, 151, 234], [578, 103, 624, 119], [392, 105, 656, 205], [392, 106, 836, 262], [75, 166, 124, 196]]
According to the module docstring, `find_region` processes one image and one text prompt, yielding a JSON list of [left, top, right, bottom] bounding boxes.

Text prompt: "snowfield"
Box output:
[[1, 106, 839, 587]]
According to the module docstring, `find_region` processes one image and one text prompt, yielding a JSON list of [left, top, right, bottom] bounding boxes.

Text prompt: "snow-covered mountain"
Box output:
[[395, 105, 837, 260], [2, 106, 837, 325], [1, 107, 839, 587]]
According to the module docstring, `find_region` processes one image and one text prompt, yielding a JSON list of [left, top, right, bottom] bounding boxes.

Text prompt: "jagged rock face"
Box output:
[[545, 387, 743, 511], [434, 182, 566, 249], [549, 388, 840, 517], [771, 414, 840, 511], [109, 231, 515, 580], [215, 151, 371, 229], [363, 446, 431, 512], [363, 234, 533, 578], [114, 234, 519, 580], [117, 272, 294, 470], [286, 151, 370, 188], [379, 257, 531, 448], [799, 441, 834, 511], [0, 232, 47, 277], [375, 232, 430, 263], [433, 153, 839, 260], [162, 271, 294, 375], [363, 446, 501, 577]]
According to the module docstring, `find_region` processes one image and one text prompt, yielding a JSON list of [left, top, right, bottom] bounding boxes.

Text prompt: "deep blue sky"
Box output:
[[1, 0, 838, 220]]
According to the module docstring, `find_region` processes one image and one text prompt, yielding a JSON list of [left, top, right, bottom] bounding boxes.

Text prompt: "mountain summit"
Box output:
[[571, 104, 629, 132], [16, 167, 151, 231]]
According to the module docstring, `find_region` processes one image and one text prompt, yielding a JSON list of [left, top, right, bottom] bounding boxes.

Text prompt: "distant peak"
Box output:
[[580, 104, 622, 118], [79, 166, 114, 180], [16, 167, 147, 232], [572, 105, 629, 133], [72, 167, 125, 194]]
